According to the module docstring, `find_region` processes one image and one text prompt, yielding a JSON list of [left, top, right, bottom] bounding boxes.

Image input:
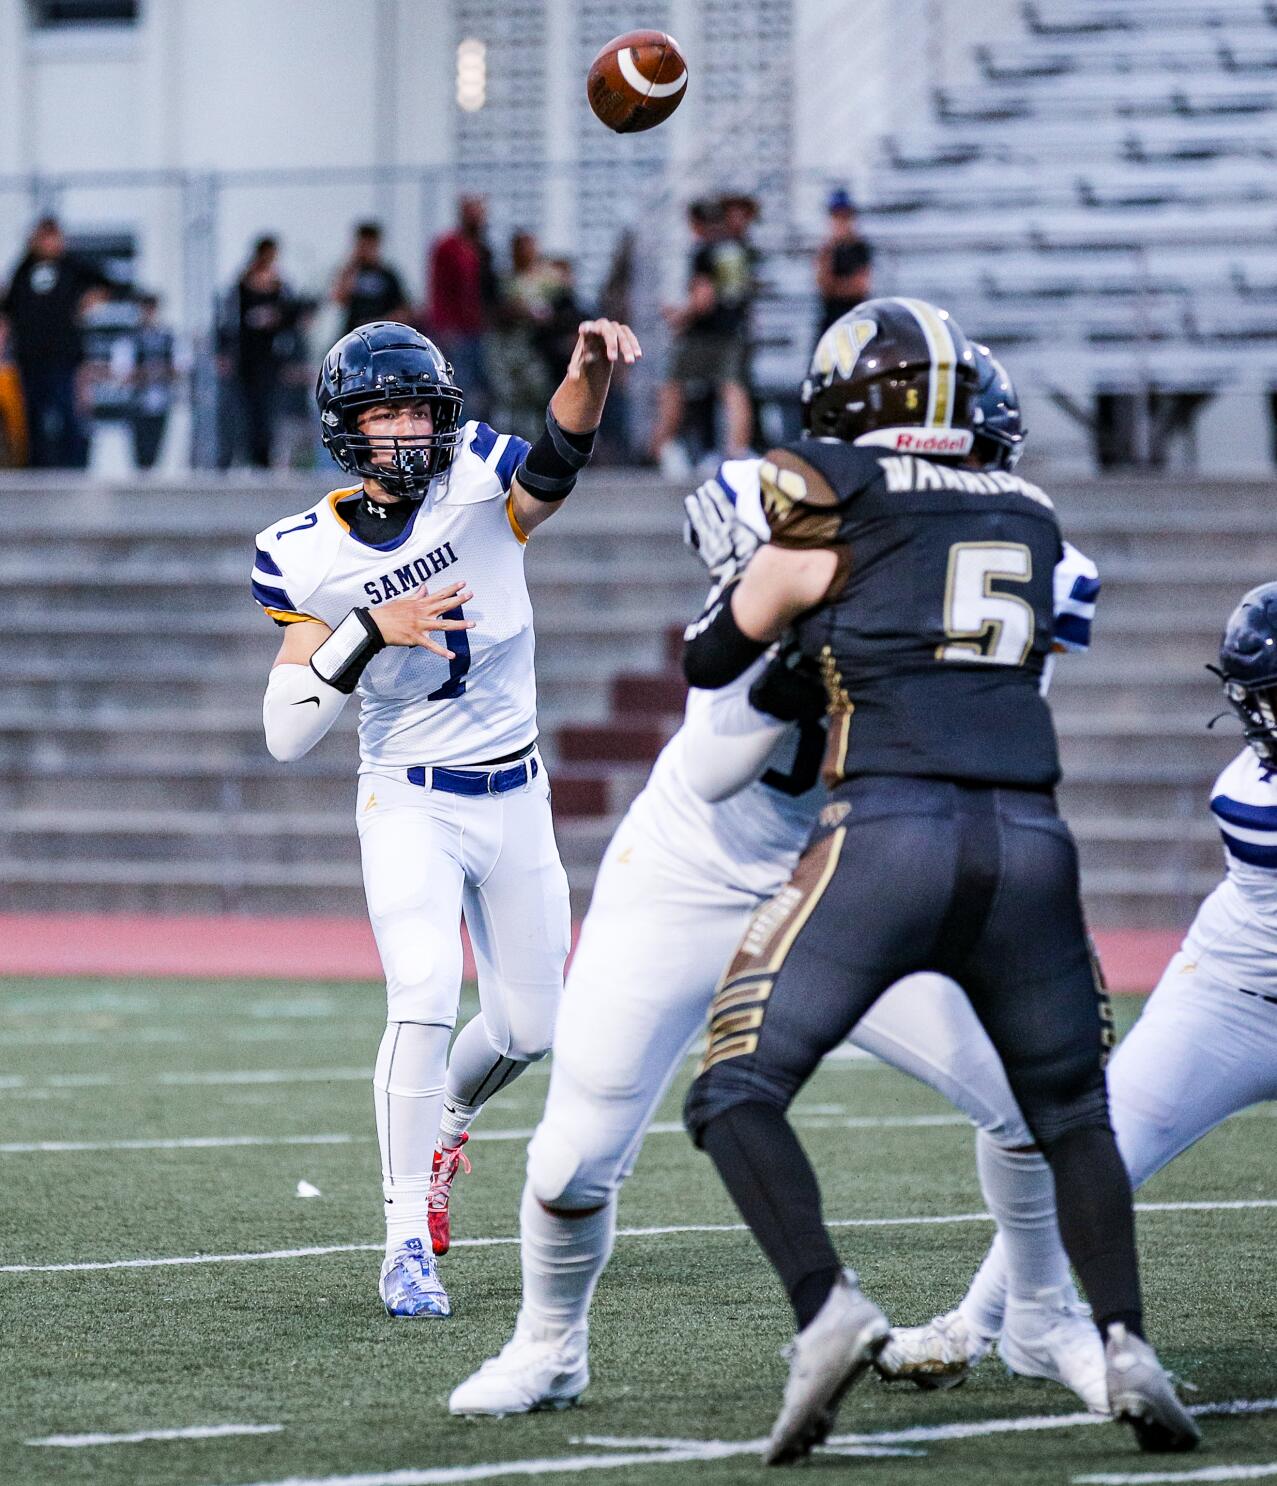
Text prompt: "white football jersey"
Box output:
[[1184, 747, 1277, 988], [627, 458, 1100, 901], [253, 420, 536, 770], [627, 660, 823, 900]]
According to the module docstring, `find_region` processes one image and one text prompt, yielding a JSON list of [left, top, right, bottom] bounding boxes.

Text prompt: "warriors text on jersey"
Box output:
[[251, 421, 534, 770], [1185, 747, 1277, 992], [761, 441, 1066, 788]]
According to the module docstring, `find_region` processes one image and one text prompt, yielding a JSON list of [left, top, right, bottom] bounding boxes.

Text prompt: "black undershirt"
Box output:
[[338, 492, 416, 545]]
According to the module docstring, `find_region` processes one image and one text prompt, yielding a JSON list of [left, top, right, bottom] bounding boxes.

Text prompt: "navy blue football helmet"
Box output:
[[1216, 583, 1277, 765], [971, 343, 1025, 471], [316, 322, 464, 499]]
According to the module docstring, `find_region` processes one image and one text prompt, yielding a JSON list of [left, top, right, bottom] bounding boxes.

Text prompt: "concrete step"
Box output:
[[0, 851, 1215, 932], [0, 758, 635, 819], [0, 807, 618, 872]]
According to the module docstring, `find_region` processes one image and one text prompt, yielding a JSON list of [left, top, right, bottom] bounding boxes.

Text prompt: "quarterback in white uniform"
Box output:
[[254, 318, 639, 1317], [884, 582, 1277, 1387], [450, 400, 1111, 1417]]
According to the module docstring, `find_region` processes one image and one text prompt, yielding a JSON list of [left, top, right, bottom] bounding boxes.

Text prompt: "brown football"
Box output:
[[587, 29, 688, 134]]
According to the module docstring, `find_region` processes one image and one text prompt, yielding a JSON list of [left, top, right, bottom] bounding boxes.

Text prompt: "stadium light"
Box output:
[[456, 38, 487, 112]]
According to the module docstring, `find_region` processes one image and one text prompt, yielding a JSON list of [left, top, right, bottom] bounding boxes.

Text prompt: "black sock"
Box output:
[[1098, 1310, 1146, 1342], [1041, 1124, 1143, 1336], [698, 1101, 842, 1330], [792, 1267, 843, 1330]]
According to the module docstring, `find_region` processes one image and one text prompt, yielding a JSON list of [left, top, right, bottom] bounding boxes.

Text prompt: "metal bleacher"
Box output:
[[751, 0, 1277, 445], [0, 466, 1271, 932]]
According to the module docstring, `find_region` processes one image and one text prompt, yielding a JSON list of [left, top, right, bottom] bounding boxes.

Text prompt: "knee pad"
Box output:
[[504, 1035, 552, 1064], [383, 944, 462, 1026], [527, 1121, 614, 1211], [683, 1062, 784, 1147], [1015, 1060, 1110, 1151]]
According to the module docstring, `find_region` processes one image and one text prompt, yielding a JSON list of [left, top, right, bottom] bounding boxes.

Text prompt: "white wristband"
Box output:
[[310, 608, 385, 693]]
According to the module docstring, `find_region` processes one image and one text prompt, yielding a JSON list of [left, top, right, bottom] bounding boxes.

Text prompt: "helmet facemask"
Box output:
[[324, 388, 465, 500], [1222, 678, 1277, 767]]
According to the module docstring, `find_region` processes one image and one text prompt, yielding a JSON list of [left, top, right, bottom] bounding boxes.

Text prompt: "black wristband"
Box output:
[[310, 607, 386, 694], [515, 407, 598, 502], [682, 583, 768, 690], [748, 647, 827, 723]]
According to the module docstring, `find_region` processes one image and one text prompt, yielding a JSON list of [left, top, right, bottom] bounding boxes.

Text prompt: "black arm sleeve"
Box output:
[[682, 584, 768, 690]]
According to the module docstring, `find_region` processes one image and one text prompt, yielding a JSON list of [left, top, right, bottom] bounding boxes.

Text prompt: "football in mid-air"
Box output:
[[587, 30, 688, 133]]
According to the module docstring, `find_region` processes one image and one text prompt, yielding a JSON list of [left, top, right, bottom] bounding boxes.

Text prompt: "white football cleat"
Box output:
[[379, 1238, 451, 1318], [875, 1308, 991, 1391], [449, 1321, 589, 1417], [999, 1282, 1108, 1414], [1105, 1324, 1201, 1454], [765, 1270, 890, 1466]]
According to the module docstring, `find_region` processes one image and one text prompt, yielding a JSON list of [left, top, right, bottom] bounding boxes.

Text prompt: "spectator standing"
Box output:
[[0, 217, 108, 468], [497, 230, 563, 437], [595, 231, 635, 465], [650, 199, 752, 478], [0, 329, 28, 467], [816, 187, 874, 332], [425, 196, 495, 422], [332, 222, 410, 336], [720, 191, 763, 435], [232, 236, 297, 469], [130, 294, 177, 471]]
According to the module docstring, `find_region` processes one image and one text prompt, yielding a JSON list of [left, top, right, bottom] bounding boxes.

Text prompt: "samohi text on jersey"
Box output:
[[361, 541, 459, 605]]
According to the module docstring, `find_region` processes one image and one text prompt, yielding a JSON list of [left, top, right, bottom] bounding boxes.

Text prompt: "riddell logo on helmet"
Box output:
[[892, 430, 970, 454]]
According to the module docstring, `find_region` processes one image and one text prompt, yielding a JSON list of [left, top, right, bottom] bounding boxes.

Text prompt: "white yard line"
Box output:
[[1077, 1466, 1277, 1485], [0, 1069, 371, 1092], [204, 1399, 1277, 1486], [6, 1105, 1277, 1157], [28, 1423, 283, 1448], [4, 1200, 1274, 1276], [0, 1133, 359, 1154], [0, 1112, 966, 1155]]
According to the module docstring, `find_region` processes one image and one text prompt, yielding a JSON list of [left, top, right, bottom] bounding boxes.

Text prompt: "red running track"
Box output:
[[0, 914, 1184, 993]]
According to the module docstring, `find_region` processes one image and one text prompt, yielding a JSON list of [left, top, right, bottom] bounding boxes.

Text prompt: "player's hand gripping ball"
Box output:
[[587, 30, 688, 133]]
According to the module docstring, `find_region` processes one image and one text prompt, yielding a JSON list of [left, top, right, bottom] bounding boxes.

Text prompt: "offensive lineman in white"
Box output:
[[450, 346, 1111, 1414], [254, 318, 639, 1317], [882, 581, 1277, 1388]]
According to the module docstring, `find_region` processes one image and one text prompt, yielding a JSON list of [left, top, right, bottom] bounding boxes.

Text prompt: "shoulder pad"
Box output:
[[446, 420, 533, 503], [251, 494, 340, 624], [711, 457, 768, 544], [1052, 540, 1101, 653], [758, 446, 855, 549]]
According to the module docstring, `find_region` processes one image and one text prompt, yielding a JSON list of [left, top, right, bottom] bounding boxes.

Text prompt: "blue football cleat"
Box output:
[[379, 1237, 451, 1318]]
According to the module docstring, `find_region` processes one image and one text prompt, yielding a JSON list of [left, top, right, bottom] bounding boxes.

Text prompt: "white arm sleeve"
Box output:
[[263, 663, 350, 763], [681, 661, 794, 804]]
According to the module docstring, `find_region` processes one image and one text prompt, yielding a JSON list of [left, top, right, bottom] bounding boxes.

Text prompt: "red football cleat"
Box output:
[[428, 1133, 472, 1256]]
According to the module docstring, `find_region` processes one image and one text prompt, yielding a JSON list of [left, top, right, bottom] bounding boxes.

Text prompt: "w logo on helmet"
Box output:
[[802, 297, 979, 453], [813, 318, 878, 380]]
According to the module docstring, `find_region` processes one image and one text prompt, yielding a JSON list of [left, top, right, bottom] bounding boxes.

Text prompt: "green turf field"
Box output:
[[1, 978, 1274, 1486]]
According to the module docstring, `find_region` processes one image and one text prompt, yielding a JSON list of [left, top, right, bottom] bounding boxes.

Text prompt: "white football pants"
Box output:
[[958, 945, 1277, 1326], [526, 829, 1030, 1215], [356, 764, 571, 1049]]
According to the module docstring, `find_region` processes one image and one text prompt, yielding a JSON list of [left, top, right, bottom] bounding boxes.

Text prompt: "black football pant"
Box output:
[[684, 776, 1140, 1336]]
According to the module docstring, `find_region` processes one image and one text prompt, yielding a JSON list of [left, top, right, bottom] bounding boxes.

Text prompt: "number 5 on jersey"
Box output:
[[938, 541, 1035, 667]]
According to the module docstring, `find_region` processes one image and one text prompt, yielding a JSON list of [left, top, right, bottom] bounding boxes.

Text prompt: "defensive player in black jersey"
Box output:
[[681, 298, 1199, 1464]]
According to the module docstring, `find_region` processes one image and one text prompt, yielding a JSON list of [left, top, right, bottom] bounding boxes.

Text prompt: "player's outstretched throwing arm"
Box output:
[[506, 318, 641, 539], [261, 581, 475, 763]]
